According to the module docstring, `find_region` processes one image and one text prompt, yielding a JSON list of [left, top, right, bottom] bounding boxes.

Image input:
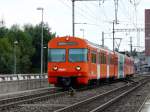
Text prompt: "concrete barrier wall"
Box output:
[[0, 74, 48, 82], [0, 79, 49, 94]]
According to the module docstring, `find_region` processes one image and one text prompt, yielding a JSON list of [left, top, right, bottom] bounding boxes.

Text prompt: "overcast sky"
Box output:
[[0, 0, 149, 51]]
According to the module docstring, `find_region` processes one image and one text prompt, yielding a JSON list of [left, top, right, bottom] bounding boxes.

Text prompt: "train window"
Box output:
[[101, 53, 106, 64], [98, 53, 101, 64], [100, 53, 103, 64], [69, 48, 88, 62], [110, 56, 114, 65], [48, 49, 66, 62], [91, 51, 96, 63], [104, 54, 106, 64], [114, 57, 118, 65], [107, 54, 110, 65]]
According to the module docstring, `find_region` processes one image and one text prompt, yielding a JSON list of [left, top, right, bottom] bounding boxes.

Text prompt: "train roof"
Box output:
[[49, 36, 132, 58]]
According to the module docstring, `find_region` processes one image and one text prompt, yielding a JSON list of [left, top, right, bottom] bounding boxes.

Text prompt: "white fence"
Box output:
[[0, 73, 48, 82]]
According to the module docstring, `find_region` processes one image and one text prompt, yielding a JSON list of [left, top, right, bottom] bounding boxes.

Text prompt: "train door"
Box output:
[[100, 51, 107, 79], [97, 50, 100, 80], [114, 54, 118, 79], [90, 50, 97, 79], [124, 58, 128, 76], [109, 54, 114, 78], [107, 53, 110, 79], [118, 54, 125, 78]]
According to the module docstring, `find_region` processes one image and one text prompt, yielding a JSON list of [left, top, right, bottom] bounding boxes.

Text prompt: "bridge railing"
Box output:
[[0, 73, 48, 82]]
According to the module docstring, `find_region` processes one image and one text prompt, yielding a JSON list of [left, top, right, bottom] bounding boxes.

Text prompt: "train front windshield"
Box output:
[[48, 49, 66, 62], [48, 48, 88, 62], [69, 49, 88, 62]]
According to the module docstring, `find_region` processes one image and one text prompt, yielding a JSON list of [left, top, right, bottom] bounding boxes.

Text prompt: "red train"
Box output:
[[48, 36, 134, 87]]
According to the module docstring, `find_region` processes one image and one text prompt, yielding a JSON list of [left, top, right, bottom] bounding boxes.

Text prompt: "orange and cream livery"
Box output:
[[48, 36, 134, 87]]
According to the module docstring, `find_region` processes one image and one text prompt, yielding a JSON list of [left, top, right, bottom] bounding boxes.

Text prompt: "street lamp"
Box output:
[[14, 40, 18, 75], [43, 46, 47, 74], [80, 29, 85, 38], [37, 7, 44, 77]]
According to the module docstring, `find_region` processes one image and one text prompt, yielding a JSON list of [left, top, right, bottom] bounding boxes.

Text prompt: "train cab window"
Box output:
[[69, 48, 88, 62], [48, 49, 66, 62], [91, 51, 96, 63]]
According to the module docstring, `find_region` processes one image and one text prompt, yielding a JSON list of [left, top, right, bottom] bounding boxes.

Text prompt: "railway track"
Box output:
[[0, 87, 65, 110], [0, 83, 103, 111], [0, 79, 129, 111], [0, 76, 146, 112], [54, 78, 148, 112]]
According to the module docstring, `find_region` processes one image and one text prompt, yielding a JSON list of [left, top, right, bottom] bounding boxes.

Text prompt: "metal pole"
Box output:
[[102, 32, 104, 47], [80, 29, 84, 38], [14, 41, 18, 75], [82, 29, 84, 38], [41, 9, 44, 78], [37, 7, 44, 78], [130, 36, 133, 53], [113, 21, 115, 51], [14, 44, 16, 75], [114, 0, 118, 24], [43, 46, 47, 74], [72, 0, 75, 37], [37, 7, 44, 87]]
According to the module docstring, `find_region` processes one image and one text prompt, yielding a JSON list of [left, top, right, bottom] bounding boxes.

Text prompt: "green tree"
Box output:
[[8, 25, 35, 73], [24, 23, 55, 72], [0, 27, 8, 38], [0, 25, 35, 73], [0, 37, 13, 73], [0, 23, 55, 74]]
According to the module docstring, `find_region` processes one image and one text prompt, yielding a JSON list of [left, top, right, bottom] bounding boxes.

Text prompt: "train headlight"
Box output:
[[53, 66, 58, 71], [76, 66, 81, 71]]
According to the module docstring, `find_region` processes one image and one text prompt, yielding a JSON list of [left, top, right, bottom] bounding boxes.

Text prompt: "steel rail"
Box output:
[[90, 80, 147, 112], [0, 84, 101, 110], [54, 79, 147, 112], [0, 79, 139, 111], [137, 95, 150, 112], [0, 87, 65, 110], [0, 87, 60, 104], [0, 91, 68, 110]]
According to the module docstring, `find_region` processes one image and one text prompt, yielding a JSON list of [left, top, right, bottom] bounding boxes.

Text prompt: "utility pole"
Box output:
[[114, 0, 119, 24], [102, 32, 104, 47], [72, 0, 75, 37], [130, 36, 133, 54], [37, 7, 44, 78], [113, 21, 115, 51], [80, 28, 85, 38], [14, 41, 18, 75]]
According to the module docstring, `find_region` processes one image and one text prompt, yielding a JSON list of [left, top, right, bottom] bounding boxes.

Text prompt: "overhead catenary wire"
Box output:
[[57, 0, 144, 51], [57, 0, 96, 22]]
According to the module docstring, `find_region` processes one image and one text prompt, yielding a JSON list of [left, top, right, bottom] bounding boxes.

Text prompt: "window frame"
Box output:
[[68, 48, 88, 62], [48, 48, 66, 62], [91, 50, 97, 64]]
